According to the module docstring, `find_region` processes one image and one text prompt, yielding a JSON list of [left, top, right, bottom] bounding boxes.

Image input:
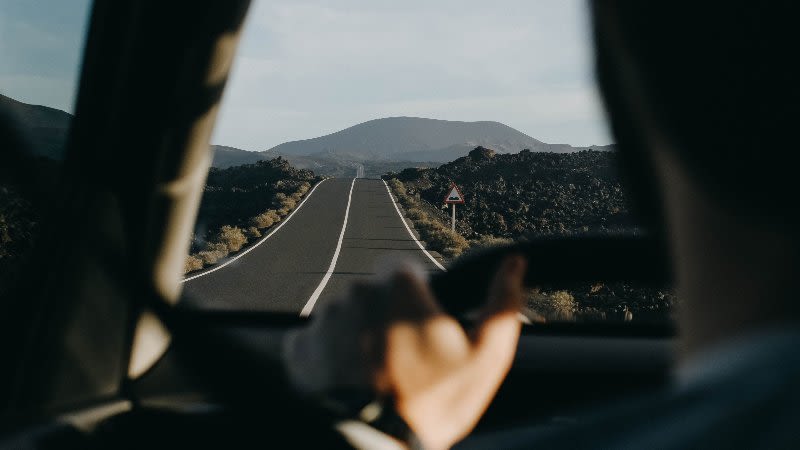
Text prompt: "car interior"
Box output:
[[0, 1, 676, 448]]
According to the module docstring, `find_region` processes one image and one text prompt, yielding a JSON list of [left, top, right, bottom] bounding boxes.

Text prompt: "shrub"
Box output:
[[398, 195, 415, 209], [527, 289, 576, 321], [191, 222, 256, 269], [280, 197, 297, 209], [185, 255, 204, 273], [413, 217, 439, 233], [387, 179, 417, 210], [457, 235, 514, 260], [275, 192, 297, 216], [217, 225, 247, 252], [469, 235, 513, 250], [252, 209, 281, 229], [246, 226, 261, 239], [251, 213, 269, 229], [388, 178, 406, 196], [423, 227, 469, 256], [198, 246, 227, 265], [207, 242, 229, 253]]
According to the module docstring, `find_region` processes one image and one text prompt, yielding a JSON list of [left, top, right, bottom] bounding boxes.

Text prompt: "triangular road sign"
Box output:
[[443, 183, 465, 204]]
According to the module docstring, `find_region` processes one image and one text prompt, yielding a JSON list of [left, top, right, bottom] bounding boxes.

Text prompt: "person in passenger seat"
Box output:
[[283, 2, 800, 449]]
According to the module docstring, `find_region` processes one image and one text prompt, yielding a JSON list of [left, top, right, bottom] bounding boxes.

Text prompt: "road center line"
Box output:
[[183, 178, 328, 283], [299, 178, 357, 317], [382, 179, 446, 272]]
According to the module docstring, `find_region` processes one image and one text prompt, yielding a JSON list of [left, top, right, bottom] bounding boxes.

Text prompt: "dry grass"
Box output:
[[527, 289, 576, 321], [419, 226, 468, 255], [184, 255, 204, 274], [387, 178, 470, 258], [246, 226, 261, 239], [252, 209, 281, 229], [297, 182, 311, 195], [198, 245, 227, 265], [218, 225, 248, 252], [457, 235, 515, 260], [469, 235, 513, 250], [404, 207, 426, 221], [388, 178, 407, 197], [388, 178, 524, 261], [274, 192, 297, 216]]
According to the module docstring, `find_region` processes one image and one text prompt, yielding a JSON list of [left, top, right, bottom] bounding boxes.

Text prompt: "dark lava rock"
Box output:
[[386, 147, 674, 323], [193, 157, 321, 250], [392, 147, 641, 239], [468, 146, 496, 161]]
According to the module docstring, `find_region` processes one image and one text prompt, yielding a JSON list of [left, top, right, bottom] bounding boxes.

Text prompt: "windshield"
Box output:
[[0, 0, 91, 298], [179, 0, 675, 325]]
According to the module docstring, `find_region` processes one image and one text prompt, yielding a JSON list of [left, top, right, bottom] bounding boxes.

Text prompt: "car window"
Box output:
[[180, 0, 675, 324], [0, 0, 91, 298]]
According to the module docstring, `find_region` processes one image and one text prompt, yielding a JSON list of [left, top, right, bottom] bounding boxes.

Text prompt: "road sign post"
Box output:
[[443, 183, 465, 231]]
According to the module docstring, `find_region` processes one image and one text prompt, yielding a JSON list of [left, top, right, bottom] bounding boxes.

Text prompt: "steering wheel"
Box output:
[[432, 235, 671, 316]]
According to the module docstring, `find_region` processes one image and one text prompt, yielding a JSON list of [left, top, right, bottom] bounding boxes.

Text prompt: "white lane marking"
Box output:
[[183, 179, 328, 283], [382, 179, 446, 272], [299, 178, 357, 317]]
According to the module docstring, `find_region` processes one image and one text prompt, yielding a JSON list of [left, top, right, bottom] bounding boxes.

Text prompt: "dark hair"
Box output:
[[592, 1, 800, 229]]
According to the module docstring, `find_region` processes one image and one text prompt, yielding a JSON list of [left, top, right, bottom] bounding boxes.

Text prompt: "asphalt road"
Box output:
[[182, 178, 444, 314]]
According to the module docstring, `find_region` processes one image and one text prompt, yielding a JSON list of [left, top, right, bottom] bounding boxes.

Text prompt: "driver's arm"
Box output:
[[283, 256, 527, 450]]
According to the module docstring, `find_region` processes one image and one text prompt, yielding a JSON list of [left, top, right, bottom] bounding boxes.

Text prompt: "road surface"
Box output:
[[182, 178, 444, 314]]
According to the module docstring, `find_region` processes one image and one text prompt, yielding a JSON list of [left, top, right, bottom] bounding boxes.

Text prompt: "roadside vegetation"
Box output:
[[387, 178, 515, 261], [387, 178, 471, 258], [384, 147, 676, 323], [185, 157, 319, 274]]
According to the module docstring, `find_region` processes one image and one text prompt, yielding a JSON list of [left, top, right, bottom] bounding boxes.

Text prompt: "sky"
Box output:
[[0, 0, 612, 151], [0, 0, 91, 114]]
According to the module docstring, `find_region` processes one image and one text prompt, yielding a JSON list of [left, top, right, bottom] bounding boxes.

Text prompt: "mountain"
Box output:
[[1, 94, 614, 168], [0, 93, 72, 160], [266, 117, 610, 162], [211, 145, 270, 168]]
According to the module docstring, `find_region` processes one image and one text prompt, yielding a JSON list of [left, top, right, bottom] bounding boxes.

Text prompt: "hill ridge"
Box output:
[[265, 116, 581, 162]]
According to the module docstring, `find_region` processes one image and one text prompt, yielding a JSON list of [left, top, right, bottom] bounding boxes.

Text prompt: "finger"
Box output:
[[472, 255, 526, 367], [370, 265, 443, 392], [483, 254, 527, 316]]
